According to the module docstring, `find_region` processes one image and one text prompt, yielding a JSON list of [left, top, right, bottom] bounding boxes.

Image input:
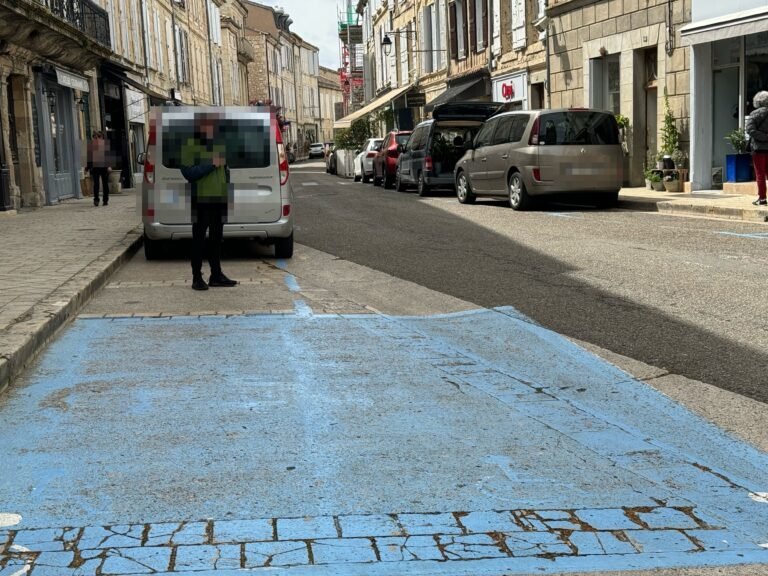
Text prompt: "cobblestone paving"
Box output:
[[2, 505, 759, 575]]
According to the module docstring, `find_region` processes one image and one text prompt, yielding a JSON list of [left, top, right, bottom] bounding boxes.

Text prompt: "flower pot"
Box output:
[[645, 179, 652, 190], [725, 153, 753, 182], [651, 181, 665, 191], [663, 179, 681, 192]]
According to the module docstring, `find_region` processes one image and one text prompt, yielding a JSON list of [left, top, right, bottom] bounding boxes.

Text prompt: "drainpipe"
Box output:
[[138, 0, 150, 85], [487, 0, 493, 76], [171, 4, 181, 97]]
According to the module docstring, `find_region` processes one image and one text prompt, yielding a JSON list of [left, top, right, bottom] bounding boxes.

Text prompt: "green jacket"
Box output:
[[179, 137, 228, 202]]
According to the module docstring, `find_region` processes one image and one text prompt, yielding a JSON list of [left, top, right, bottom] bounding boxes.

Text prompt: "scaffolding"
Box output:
[[338, 0, 364, 116]]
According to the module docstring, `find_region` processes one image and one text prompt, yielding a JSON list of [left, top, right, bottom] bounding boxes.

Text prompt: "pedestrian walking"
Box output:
[[745, 90, 768, 206], [179, 114, 238, 291], [86, 131, 111, 207]]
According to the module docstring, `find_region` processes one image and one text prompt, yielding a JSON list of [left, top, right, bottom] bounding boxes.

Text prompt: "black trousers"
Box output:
[[191, 200, 227, 278], [91, 168, 109, 204]]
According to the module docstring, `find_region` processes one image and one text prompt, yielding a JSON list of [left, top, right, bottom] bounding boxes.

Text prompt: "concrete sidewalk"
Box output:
[[0, 189, 142, 395], [618, 187, 768, 223]]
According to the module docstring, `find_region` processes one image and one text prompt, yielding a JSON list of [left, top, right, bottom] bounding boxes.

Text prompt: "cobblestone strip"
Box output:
[[0, 506, 752, 574]]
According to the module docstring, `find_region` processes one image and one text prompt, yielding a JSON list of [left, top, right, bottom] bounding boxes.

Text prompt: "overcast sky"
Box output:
[[256, 0, 344, 70]]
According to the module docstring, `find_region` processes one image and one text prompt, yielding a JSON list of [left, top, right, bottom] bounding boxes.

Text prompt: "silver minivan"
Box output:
[[140, 106, 294, 259], [455, 109, 623, 210]]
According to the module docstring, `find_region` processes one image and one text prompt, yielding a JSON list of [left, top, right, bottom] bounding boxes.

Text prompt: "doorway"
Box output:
[[712, 66, 740, 185], [43, 83, 77, 203]]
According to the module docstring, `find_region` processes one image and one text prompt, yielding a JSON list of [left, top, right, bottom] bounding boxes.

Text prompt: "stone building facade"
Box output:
[[0, 0, 253, 210], [534, 0, 691, 186]]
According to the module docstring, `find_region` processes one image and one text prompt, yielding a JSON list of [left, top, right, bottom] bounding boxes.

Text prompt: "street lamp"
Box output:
[[382, 34, 393, 57]]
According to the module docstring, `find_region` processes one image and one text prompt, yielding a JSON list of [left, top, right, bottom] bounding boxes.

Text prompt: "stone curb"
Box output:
[[656, 201, 768, 223], [0, 226, 143, 397]]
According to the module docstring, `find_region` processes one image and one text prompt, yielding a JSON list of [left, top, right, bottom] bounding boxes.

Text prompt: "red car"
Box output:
[[372, 130, 412, 188]]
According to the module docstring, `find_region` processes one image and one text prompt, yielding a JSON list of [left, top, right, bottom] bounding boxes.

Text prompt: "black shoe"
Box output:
[[208, 273, 237, 287], [192, 277, 209, 291], [94, 201, 99, 206], [103, 202, 108, 206], [753, 198, 767, 206]]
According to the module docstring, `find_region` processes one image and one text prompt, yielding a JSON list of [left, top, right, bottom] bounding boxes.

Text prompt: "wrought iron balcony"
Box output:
[[36, 0, 111, 48]]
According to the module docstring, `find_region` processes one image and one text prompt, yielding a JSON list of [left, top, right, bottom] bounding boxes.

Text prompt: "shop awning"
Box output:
[[334, 84, 412, 129], [681, 6, 768, 46], [424, 75, 487, 112]]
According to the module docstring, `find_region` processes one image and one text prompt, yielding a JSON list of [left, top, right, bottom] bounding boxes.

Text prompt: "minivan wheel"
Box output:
[[456, 171, 476, 204], [509, 172, 532, 211], [362, 173, 370, 184], [383, 171, 394, 189], [143, 235, 162, 260], [417, 172, 430, 197], [274, 233, 294, 259], [395, 167, 406, 191]]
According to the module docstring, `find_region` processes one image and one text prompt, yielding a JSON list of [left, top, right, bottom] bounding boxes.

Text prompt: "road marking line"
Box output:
[[0, 512, 22, 527], [749, 492, 768, 503], [302, 182, 318, 186], [717, 231, 768, 239], [546, 212, 584, 219]]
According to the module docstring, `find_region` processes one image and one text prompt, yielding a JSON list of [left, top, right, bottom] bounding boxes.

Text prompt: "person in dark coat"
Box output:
[[745, 90, 768, 206]]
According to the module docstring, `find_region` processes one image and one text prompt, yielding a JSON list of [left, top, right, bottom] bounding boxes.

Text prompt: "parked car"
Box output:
[[354, 138, 384, 182], [372, 130, 412, 188], [308, 142, 325, 159], [396, 102, 502, 196], [140, 106, 294, 259], [455, 108, 623, 210], [325, 145, 338, 174]]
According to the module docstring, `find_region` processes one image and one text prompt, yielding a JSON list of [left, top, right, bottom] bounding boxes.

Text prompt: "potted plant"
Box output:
[[724, 128, 752, 182], [659, 89, 680, 169], [663, 170, 681, 192], [648, 171, 664, 191]]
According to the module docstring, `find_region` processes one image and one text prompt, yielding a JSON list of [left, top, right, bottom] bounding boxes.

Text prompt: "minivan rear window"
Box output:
[[162, 118, 271, 169], [538, 111, 619, 146], [396, 134, 411, 145]]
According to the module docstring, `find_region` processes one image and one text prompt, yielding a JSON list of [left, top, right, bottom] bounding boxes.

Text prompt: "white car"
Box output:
[[353, 138, 384, 183]]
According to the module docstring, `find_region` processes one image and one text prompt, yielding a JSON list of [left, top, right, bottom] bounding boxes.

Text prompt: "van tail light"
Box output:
[[533, 168, 542, 181], [367, 151, 377, 158], [529, 117, 540, 145], [144, 122, 156, 185], [425, 155, 433, 173], [282, 204, 291, 217], [387, 147, 398, 158], [275, 121, 289, 186]]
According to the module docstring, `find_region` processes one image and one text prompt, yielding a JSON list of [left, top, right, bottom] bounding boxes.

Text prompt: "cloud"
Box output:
[[255, 0, 343, 69]]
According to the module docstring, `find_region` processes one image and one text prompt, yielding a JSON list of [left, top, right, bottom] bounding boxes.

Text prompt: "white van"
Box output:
[[140, 106, 294, 259]]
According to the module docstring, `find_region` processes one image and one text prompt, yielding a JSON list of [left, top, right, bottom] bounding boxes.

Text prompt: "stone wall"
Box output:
[[246, 32, 269, 104]]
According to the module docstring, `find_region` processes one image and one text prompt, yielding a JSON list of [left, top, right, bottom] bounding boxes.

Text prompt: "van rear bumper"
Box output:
[[144, 217, 293, 241]]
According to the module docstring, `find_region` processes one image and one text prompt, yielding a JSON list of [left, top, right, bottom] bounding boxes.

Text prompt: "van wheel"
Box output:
[[456, 171, 475, 204], [395, 167, 406, 191], [417, 172, 430, 197], [144, 235, 162, 260], [362, 173, 370, 184], [274, 233, 294, 259], [354, 174, 361, 182], [509, 172, 532, 211]]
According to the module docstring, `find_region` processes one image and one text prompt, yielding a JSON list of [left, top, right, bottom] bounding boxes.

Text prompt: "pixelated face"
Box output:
[[199, 117, 217, 139]]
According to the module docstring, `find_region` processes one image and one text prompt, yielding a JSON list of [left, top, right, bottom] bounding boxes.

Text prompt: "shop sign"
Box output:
[[126, 88, 147, 124], [406, 92, 426, 107], [55, 68, 89, 92], [492, 72, 527, 103]]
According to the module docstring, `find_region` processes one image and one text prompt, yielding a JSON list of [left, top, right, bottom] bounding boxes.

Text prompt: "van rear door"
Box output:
[[535, 110, 623, 191], [222, 110, 282, 224], [153, 108, 282, 225]]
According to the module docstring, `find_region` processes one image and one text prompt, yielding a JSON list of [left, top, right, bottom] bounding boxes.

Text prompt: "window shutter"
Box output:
[[491, 0, 501, 54], [449, 2, 458, 60], [511, 0, 526, 50], [460, 0, 468, 59], [482, 0, 488, 50], [400, 25, 409, 83], [438, 0, 447, 69], [430, 4, 439, 72], [589, 58, 605, 109], [468, 0, 476, 53]]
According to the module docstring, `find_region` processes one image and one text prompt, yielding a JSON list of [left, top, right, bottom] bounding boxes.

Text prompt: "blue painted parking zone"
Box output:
[[1, 307, 767, 575]]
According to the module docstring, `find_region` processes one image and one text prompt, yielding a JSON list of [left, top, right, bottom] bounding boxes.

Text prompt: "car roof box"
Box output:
[[432, 101, 506, 122]]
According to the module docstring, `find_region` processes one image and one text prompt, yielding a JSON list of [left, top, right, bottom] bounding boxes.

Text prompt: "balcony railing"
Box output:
[[237, 36, 255, 63], [37, 0, 111, 48]]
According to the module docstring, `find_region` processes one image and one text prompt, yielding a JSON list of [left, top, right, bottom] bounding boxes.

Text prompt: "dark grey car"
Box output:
[[395, 102, 503, 196], [455, 109, 623, 210]]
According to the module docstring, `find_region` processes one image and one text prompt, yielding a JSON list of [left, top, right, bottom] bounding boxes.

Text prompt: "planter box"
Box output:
[[651, 180, 665, 191], [664, 179, 681, 192], [725, 153, 753, 182]]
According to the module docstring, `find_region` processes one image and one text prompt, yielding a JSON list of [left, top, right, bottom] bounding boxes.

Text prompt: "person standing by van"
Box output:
[[180, 115, 238, 291], [746, 90, 768, 206], [86, 131, 110, 207]]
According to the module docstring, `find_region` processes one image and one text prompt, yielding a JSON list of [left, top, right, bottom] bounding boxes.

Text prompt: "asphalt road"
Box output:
[[291, 161, 768, 404]]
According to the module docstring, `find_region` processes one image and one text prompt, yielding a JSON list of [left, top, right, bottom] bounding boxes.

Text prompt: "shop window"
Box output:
[[712, 37, 740, 68], [746, 32, 768, 114]]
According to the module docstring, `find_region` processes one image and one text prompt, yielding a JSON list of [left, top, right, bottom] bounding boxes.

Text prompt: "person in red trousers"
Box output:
[[746, 90, 768, 206]]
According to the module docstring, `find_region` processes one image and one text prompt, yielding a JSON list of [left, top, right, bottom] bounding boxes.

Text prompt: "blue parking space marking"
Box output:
[[717, 231, 768, 239], [1, 308, 767, 574], [545, 212, 584, 219]]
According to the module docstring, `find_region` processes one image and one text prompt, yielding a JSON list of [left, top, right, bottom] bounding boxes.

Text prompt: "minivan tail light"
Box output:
[[282, 204, 291, 217], [533, 168, 541, 181], [144, 122, 156, 184], [367, 151, 377, 158], [529, 117, 540, 145], [275, 122, 289, 186], [425, 155, 433, 173]]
